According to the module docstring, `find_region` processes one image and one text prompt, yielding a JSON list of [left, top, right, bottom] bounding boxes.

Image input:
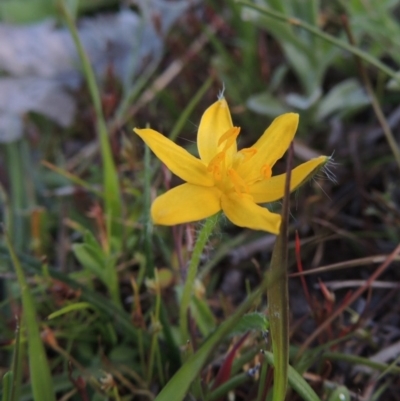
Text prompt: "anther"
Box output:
[[218, 127, 241, 151], [207, 152, 225, 180], [238, 148, 257, 163], [260, 164, 272, 179]]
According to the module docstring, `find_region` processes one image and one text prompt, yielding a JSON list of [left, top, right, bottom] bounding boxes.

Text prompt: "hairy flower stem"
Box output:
[[179, 213, 220, 343]]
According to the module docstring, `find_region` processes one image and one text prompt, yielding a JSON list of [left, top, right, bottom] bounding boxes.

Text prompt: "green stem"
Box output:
[[5, 142, 26, 252], [268, 143, 293, 401], [236, 0, 400, 85], [143, 145, 154, 278], [179, 213, 220, 343], [147, 271, 162, 383], [138, 330, 146, 378]]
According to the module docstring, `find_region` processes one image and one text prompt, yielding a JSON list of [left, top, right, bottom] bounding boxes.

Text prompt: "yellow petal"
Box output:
[[249, 156, 329, 203], [134, 128, 213, 186], [237, 113, 299, 182], [221, 193, 281, 233], [152, 184, 222, 225], [197, 98, 236, 165]]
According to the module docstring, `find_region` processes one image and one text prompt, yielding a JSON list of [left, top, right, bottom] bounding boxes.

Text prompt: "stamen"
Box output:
[[260, 164, 272, 179], [218, 127, 241, 151], [227, 168, 248, 194], [207, 151, 225, 180], [238, 148, 257, 163]]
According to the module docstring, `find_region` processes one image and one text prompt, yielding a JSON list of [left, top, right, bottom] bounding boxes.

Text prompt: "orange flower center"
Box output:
[[207, 127, 272, 196]]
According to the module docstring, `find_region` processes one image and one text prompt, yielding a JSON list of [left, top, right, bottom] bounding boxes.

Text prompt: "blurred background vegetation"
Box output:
[[1, 0, 400, 400]]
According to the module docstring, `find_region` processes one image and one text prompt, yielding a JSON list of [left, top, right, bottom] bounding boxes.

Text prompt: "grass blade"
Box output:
[[0, 245, 138, 340], [2, 372, 13, 401], [60, 2, 123, 253], [4, 231, 56, 401], [236, 0, 400, 85], [168, 76, 213, 142], [262, 351, 321, 401], [155, 263, 276, 401], [9, 319, 23, 401]]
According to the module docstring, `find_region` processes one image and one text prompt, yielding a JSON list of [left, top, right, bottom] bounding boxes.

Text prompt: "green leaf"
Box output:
[[247, 92, 290, 118], [230, 312, 269, 335], [155, 283, 270, 400], [237, 0, 400, 88], [60, 3, 123, 252], [285, 88, 321, 110], [0, 0, 55, 23], [47, 302, 96, 320], [191, 295, 216, 337], [387, 70, 400, 91], [316, 79, 370, 121], [5, 232, 56, 401], [263, 351, 322, 401], [206, 372, 250, 401], [9, 319, 23, 401], [2, 372, 13, 401], [242, 1, 323, 94], [72, 243, 106, 281], [0, 244, 138, 341]]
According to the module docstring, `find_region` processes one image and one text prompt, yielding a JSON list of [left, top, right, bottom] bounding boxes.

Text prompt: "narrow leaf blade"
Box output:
[[5, 232, 56, 401]]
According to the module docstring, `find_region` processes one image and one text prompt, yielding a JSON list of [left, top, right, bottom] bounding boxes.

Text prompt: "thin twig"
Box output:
[[296, 243, 400, 356], [290, 254, 400, 277]]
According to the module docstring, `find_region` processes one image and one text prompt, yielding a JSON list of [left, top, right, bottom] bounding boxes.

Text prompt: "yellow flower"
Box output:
[[134, 98, 328, 234]]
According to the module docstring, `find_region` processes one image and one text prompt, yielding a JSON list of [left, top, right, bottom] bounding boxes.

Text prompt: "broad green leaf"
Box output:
[[230, 312, 269, 335], [316, 79, 370, 121], [83, 230, 103, 250], [247, 92, 290, 118], [72, 243, 106, 281], [285, 88, 321, 110]]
